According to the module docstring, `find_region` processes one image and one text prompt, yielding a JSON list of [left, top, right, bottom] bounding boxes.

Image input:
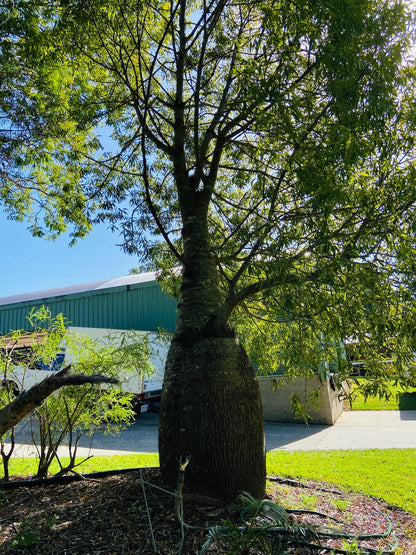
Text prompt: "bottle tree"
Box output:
[[1, 0, 416, 498]]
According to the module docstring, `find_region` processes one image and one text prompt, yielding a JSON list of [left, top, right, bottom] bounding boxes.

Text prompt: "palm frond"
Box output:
[[238, 491, 290, 526]]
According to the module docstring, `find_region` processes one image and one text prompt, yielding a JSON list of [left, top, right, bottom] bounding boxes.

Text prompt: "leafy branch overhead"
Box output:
[[2, 1, 415, 315]]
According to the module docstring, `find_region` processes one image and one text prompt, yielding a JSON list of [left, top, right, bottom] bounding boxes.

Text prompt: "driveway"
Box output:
[[265, 410, 416, 450], [7, 410, 416, 458]]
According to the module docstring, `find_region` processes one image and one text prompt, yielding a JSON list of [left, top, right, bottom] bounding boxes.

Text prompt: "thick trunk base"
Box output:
[[158, 336, 266, 500]]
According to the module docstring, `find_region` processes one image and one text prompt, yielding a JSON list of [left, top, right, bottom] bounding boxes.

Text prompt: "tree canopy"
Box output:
[[2, 0, 416, 496]]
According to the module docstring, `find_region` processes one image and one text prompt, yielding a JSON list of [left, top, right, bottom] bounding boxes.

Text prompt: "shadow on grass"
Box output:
[[398, 391, 416, 417]]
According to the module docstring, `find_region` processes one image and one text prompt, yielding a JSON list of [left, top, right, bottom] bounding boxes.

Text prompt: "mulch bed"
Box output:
[[0, 468, 415, 554]]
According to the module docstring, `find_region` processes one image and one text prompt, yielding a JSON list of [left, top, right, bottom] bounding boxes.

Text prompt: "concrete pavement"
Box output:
[[4, 410, 416, 458], [265, 410, 416, 451]]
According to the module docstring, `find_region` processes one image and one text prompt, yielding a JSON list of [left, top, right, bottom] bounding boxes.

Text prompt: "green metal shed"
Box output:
[[0, 273, 177, 334]]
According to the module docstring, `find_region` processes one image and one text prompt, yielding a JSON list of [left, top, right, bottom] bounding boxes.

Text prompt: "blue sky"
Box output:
[[0, 216, 138, 299]]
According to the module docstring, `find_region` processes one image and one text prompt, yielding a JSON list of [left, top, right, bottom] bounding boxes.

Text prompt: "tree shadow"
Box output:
[[398, 392, 416, 419], [264, 421, 330, 451]]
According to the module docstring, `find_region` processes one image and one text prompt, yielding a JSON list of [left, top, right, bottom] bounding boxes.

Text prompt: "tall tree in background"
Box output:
[[1, 0, 416, 498]]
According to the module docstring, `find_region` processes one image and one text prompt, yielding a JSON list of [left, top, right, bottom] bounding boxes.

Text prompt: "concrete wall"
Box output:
[[258, 375, 344, 425]]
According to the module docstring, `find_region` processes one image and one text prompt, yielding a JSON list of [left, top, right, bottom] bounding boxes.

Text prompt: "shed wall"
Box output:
[[258, 375, 344, 425]]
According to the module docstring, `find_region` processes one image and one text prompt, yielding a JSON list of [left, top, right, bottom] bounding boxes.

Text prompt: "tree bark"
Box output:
[[0, 365, 118, 437], [159, 334, 266, 500], [159, 204, 266, 500]]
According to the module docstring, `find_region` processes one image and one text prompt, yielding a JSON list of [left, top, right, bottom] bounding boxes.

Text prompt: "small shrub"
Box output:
[[341, 541, 363, 554], [332, 498, 352, 512], [1, 307, 153, 479], [12, 520, 41, 548], [298, 493, 318, 511]]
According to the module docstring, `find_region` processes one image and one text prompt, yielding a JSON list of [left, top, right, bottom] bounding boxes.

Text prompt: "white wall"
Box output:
[[258, 375, 345, 425]]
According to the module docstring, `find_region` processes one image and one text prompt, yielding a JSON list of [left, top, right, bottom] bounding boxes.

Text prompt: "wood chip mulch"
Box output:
[[0, 468, 415, 554]]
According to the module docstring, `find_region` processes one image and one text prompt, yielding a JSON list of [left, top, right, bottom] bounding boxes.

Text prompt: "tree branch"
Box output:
[[0, 365, 118, 438]]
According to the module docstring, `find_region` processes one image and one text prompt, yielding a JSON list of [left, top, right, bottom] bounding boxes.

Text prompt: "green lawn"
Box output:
[[2, 449, 415, 515], [350, 381, 416, 410], [0, 453, 160, 480], [267, 449, 416, 514]]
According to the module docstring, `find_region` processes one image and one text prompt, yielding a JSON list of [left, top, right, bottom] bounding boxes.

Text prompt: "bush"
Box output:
[[0, 307, 153, 479]]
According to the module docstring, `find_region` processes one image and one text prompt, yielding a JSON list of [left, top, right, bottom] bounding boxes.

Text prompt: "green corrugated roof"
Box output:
[[0, 273, 177, 334]]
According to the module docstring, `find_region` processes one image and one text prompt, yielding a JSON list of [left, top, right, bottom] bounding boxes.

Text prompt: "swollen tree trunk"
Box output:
[[159, 333, 265, 500], [159, 207, 266, 500]]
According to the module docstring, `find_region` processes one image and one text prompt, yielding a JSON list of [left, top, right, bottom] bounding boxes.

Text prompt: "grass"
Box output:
[[0, 453, 159, 479], [266, 449, 416, 514], [2, 449, 415, 515], [350, 381, 416, 410]]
